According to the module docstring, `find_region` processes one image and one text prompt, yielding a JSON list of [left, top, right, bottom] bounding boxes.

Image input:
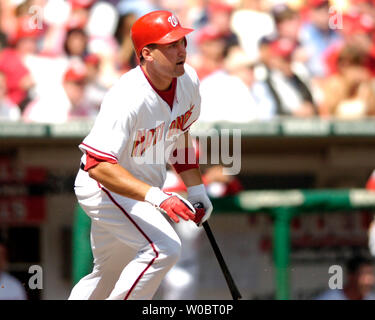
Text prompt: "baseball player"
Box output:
[[68, 10, 213, 300]]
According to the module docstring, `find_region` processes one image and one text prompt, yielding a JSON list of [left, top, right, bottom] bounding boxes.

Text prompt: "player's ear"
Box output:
[[141, 46, 154, 63]]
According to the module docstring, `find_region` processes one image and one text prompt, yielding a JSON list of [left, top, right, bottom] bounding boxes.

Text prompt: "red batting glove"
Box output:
[[145, 187, 195, 223]]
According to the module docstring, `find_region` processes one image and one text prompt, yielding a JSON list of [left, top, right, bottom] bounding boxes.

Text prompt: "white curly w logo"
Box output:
[[168, 15, 178, 27]]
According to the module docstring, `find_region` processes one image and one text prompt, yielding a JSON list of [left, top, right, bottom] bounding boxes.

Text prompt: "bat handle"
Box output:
[[194, 202, 242, 300]]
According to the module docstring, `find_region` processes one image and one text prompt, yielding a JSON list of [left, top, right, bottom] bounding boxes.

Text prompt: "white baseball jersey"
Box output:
[[77, 63, 201, 189], [69, 64, 201, 300]]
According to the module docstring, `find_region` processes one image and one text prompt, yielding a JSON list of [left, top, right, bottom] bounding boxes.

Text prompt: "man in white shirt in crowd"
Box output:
[[199, 46, 261, 123], [316, 256, 375, 300], [0, 238, 27, 300]]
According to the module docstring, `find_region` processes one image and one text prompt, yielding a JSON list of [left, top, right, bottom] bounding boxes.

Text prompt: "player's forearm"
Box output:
[[178, 167, 203, 188], [88, 162, 151, 201], [173, 131, 203, 188]]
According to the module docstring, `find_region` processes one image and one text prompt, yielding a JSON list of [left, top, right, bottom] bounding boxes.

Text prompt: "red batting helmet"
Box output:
[[130, 10, 194, 59]]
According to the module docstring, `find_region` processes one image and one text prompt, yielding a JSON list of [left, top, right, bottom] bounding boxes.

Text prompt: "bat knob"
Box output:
[[193, 202, 204, 209], [193, 202, 205, 224]]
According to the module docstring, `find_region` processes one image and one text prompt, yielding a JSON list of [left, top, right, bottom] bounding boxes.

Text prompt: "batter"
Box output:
[[68, 10, 213, 300]]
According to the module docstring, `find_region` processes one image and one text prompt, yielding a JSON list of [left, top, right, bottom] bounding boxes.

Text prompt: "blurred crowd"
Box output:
[[0, 0, 375, 123]]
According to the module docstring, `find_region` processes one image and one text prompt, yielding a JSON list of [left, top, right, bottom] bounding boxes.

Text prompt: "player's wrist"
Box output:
[[144, 187, 167, 206], [187, 183, 212, 226], [187, 183, 206, 197]]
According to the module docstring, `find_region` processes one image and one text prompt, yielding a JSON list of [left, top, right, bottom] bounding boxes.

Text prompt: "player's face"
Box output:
[[152, 38, 187, 78]]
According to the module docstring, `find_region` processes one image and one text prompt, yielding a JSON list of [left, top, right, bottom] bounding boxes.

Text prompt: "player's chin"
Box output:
[[175, 62, 185, 77]]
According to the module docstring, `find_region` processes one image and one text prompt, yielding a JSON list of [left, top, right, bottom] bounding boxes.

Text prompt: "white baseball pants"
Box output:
[[68, 179, 181, 300]]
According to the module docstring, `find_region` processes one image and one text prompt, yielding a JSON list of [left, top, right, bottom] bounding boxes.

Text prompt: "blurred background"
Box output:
[[1, 0, 375, 300]]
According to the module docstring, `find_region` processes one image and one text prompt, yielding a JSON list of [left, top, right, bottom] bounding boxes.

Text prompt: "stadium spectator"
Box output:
[[346, 0, 375, 28], [205, 1, 239, 56], [271, 3, 301, 42], [83, 53, 107, 112], [323, 1, 375, 77], [319, 45, 375, 118], [113, 11, 138, 73], [271, 3, 312, 69], [115, 0, 157, 19], [190, 25, 227, 80], [66, 0, 95, 30], [198, 46, 261, 122], [177, 0, 207, 31], [299, 0, 342, 78], [0, 0, 16, 38], [0, 16, 40, 111], [256, 36, 317, 117], [158, 0, 190, 23], [86, 1, 120, 88], [316, 255, 375, 300], [0, 72, 21, 121], [189, 1, 240, 80], [0, 0, 374, 125], [22, 62, 95, 123], [230, 0, 275, 61], [63, 63, 95, 119], [63, 28, 88, 61], [0, 238, 27, 300]]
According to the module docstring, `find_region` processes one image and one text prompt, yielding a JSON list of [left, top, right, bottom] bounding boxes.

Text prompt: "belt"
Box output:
[[80, 162, 85, 170]]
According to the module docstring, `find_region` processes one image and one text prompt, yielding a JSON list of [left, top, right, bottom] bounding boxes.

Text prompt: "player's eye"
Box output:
[[168, 39, 184, 48], [168, 42, 178, 48]]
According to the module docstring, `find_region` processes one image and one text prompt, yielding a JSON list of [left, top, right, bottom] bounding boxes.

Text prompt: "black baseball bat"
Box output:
[[194, 203, 242, 300]]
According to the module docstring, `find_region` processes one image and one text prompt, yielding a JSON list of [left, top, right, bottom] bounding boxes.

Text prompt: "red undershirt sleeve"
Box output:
[[84, 150, 118, 171]]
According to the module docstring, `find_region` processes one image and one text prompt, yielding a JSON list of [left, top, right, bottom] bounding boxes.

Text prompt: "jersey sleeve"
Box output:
[[79, 82, 136, 161]]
